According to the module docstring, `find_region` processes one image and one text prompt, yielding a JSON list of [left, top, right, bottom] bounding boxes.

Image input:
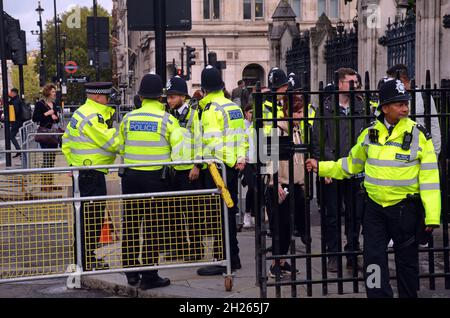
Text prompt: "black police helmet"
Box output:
[[166, 76, 190, 98], [201, 65, 224, 92], [138, 73, 163, 99], [268, 67, 289, 91], [378, 79, 411, 108], [288, 72, 301, 91]]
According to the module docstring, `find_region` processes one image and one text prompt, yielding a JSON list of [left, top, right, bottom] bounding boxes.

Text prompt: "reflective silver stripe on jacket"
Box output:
[[124, 153, 171, 161], [365, 175, 418, 186], [342, 157, 365, 174], [367, 158, 419, 168], [420, 183, 440, 191], [420, 162, 438, 170], [71, 148, 115, 157]]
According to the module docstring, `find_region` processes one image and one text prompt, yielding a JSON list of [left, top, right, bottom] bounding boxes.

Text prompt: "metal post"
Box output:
[[0, 3, 11, 167], [203, 37, 207, 67], [18, 65, 25, 99], [73, 170, 83, 273], [37, 1, 46, 86], [93, 0, 100, 81], [154, 0, 167, 83], [53, 0, 59, 81]]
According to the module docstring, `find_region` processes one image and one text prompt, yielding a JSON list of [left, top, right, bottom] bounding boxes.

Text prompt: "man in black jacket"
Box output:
[[9, 88, 23, 157], [311, 68, 366, 272]]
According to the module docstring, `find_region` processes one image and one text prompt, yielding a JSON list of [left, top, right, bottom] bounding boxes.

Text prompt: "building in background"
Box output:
[[112, 0, 357, 103]]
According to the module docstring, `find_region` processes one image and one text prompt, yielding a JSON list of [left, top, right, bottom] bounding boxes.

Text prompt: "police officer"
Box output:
[[196, 65, 248, 276], [263, 68, 287, 134], [166, 75, 204, 261], [62, 82, 120, 270], [306, 79, 441, 298], [118, 73, 183, 289]]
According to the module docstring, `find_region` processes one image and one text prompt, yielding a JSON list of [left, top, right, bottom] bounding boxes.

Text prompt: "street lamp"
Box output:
[[33, 1, 46, 86]]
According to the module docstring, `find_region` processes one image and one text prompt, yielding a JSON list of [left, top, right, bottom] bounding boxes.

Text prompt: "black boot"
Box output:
[[126, 272, 140, 286], [140, 275, 171, 290]]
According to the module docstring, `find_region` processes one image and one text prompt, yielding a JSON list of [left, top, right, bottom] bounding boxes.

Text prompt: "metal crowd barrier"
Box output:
[[0, 160, 234, 291]]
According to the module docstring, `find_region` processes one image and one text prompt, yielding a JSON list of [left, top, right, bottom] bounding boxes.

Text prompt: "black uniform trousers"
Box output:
[[322, 177, 364, 257], [121, 168, 169, 281], [204, 165, 240, 265], [266, 184, 306, 255], [363, 197, 420, 298], [171, 169, 204, 258], [75, 170, 107, 270]]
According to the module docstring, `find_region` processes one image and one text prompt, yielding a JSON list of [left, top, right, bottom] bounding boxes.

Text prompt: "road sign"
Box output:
[[67, 76, 89, 83], [65, 61, 78, 74]]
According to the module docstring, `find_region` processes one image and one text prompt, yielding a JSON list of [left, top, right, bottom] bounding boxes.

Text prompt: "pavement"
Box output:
[[80, 225, 450, 298]]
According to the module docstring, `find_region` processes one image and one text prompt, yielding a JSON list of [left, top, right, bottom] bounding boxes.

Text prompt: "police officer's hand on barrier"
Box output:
[[188, 166, 200, 182], [305, 158, 318, 173]]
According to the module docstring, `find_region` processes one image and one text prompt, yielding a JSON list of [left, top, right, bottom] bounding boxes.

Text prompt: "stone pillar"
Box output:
[[310, 14, 333, 93], [440, 1, 450, 81], [415, 0, 441, 86], [358, 0, 397, 89]]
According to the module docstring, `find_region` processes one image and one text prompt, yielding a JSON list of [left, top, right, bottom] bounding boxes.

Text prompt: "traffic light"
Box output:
[[3, 13, 22, 64], [186, 46, 196, 80]]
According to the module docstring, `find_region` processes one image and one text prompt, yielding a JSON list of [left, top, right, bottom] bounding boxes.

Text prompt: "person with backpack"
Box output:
[[9, 88, 24, 157]]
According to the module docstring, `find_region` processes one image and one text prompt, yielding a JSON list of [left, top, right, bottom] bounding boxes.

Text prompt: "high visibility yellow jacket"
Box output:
[[319, 117, 441, 226], [118, 99, 183, 171], [200, 90, 248, 168], [171, 103, 203, 171], [62, 98, 119, 173], [262, 100, 284, 135]]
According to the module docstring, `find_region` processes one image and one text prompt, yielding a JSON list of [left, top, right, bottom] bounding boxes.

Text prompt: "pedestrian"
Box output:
[[196, 65, 248, 276], [386, 64, 441, 155], [62, 82, 120, 270], [166, 75, 204, 261], [306, 78, 441, 298], [118, 74, 183, 289], [231, 80, 249, 108], [265, 94, 305, 278], [33, 84, 62, 191], [242, 103, 255, 229], [311, 67, 366, 272], [8, 88, 23, 157]]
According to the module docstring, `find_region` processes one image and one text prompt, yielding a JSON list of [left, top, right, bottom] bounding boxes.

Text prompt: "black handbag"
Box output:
[[34, 124, 64, 145]]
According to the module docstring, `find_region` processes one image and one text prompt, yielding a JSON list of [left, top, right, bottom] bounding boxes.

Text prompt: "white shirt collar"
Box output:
[[177, 103, 188, 115], [384, 118, 395, 130]]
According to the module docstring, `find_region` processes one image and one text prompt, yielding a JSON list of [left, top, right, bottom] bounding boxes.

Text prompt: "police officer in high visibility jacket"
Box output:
[[62, 82, 120, 270], [196, 65, 248, 276], [262, 68, 287, 134], [166, 75, 204, 261], [306, 79, 441, 298], [118, 73, 183, 289]]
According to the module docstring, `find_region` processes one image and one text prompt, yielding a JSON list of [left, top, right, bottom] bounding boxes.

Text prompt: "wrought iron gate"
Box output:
[[286, 31, 311, 88], [378, 10, 416, 78], [324, 25, 358, 84], [252, 70, 450, 298]]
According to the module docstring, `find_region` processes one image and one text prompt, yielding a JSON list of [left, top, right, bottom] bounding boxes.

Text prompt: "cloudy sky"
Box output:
[[4, 0, 113, 51]]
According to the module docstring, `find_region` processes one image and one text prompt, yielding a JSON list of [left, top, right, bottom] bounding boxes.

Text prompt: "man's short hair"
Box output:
[[386, 64, 409, 80], [337, 68, 357, 81], [11, 88, 19, 94], [237, 80, 244, 86]]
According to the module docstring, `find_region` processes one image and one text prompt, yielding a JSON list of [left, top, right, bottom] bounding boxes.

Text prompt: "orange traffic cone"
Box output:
[[99, 222, 113, 244]]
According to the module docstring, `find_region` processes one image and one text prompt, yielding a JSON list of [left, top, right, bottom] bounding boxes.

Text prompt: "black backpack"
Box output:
[[20, 100, 32, 121]]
